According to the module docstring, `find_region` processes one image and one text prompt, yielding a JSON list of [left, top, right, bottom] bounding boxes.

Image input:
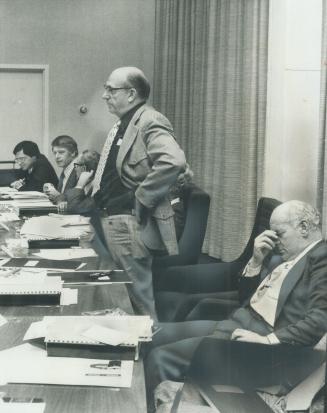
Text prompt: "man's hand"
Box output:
[[44, 186, 61, 202], [76, 171, 94, 189], [10, 179, 25, 190], [231, 328, 270, 344], [250, 230, 278, 267]]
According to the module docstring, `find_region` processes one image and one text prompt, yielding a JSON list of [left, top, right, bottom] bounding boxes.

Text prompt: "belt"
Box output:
[[99, 208, 135, 217]]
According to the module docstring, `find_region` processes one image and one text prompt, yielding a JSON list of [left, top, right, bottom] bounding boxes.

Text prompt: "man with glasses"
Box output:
[[92, 66, 187, 319], [11, 140, 58, 192]]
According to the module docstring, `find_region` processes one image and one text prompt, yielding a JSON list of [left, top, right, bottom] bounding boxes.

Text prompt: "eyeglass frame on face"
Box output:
[[103, 84, 132, 96], [15, 156, 29, 163], [74, 162, 86, 170]]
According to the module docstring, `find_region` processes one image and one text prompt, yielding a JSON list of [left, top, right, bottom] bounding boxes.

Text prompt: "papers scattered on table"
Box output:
[[60, 288, 78, 305], [0, 399, 45, 413], [0, 257, 86, 271], [33, 248, 97, 260], [0, 343, 133, 388], [20, 215, 92, 240], [0, 314, 7, 327], [82, 325, 138, 347], [0, 212, 20, 222], [24, 315, 153, 344]]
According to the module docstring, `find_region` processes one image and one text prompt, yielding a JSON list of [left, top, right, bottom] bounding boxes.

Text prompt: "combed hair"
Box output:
[[51, 135, 78, 156], [13, 140, 40, 158], [126, 72, 150, 100], [289, 200, 321, 230], [82, 150, 100, 171]]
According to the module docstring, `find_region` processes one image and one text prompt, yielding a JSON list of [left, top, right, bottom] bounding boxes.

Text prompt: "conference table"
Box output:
[[0, 216, 147, 412]]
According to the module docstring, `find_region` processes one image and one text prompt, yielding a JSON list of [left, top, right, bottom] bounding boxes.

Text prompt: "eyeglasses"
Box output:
[[74, 163, 86, 168], [15, 156, 28, 163], [103, 85, 132, 95]]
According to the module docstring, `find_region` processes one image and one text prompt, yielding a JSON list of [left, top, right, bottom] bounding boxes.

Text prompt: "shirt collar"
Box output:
[[119, 102, 145, 131], [62, 159, 76, 177], [288, 239, 322, 266]]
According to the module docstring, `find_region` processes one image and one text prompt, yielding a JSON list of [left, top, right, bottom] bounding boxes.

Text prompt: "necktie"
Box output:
[[92, 121, 121, 196], [57, 171, 65, 193]]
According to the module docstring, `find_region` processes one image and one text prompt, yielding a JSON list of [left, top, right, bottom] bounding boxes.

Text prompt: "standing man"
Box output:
[[11, 140, 58, 192], [92, 67, 186, 319], [44, 135, 79, 203]]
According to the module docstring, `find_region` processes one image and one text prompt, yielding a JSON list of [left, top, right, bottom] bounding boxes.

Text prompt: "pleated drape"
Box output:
[[317, 1, 327, 238], [153, 0, 269, 260]]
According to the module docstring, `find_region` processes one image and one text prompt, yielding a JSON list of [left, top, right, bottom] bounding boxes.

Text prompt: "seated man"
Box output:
[[44, 135, 78, 203], [145, 200, 327, 408], [11, 140, 58, 192], [57, 149, 100, 214]]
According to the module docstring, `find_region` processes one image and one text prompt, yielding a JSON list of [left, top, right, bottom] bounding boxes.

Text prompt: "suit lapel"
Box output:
[[274, 241, 325, 321], [116, 105, 147, 177], [275, 256, 307, 321]]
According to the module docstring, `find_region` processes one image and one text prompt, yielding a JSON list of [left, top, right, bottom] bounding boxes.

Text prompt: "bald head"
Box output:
[[270, 200, 321, 232], [103, 67, 150, 117], [111, 67, 150, 100], [269, 200, 322, 260]]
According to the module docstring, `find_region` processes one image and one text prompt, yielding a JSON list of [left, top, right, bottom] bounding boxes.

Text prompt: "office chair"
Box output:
[[153, 184, 210, 270], [154, 197, 281, 321], [0, 161, 17, 186]]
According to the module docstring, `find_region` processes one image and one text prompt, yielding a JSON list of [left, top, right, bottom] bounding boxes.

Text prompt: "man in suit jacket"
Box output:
[[145, 200, 327, 406], [92, 67, 186, 319], [11, 140, 58, 192], [44, 135, 78, 203]]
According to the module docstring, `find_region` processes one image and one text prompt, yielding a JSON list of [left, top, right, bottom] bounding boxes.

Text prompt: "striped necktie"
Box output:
[[57, 171, 65, 193], [92, 120, 121, 196]]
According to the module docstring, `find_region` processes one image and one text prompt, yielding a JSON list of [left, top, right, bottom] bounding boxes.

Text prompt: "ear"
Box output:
[[128, 88, 137, 102], [298, 220, 309, 237]]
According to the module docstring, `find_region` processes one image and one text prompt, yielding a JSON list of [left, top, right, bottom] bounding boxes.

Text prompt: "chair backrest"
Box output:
[[236, 197, 281, 266], [0, 161, 17, 187], [153, 184, 211, 268]]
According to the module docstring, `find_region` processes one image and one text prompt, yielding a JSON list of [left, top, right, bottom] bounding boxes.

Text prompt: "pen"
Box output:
[[85, 373, 121, 377], [0, 222, 10, 232]]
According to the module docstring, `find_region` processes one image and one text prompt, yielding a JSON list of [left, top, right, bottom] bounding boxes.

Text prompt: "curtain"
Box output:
[[317, 0, 327, 238], [153, 0, 269, 260]]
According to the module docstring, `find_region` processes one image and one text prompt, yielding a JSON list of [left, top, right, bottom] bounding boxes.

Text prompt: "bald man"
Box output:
[[92, 67, 186, 319], [145, 200, 327, 407]]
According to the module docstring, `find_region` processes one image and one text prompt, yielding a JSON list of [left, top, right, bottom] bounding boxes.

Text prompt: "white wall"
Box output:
[[264, 0, 322, 204]]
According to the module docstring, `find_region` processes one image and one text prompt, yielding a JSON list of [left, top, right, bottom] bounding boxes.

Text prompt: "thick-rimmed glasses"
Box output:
[[103, 85, 132, 95]]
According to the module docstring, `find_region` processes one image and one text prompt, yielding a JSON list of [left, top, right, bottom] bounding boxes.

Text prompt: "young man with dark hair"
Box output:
[[44, 135, 78, 203], [11, 140, 58, 192]]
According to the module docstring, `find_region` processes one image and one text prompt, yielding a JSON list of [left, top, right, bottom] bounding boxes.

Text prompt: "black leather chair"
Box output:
[[153, 184, 210, 269], [155, 197, 281, 321], [0, 161, 17, 187]]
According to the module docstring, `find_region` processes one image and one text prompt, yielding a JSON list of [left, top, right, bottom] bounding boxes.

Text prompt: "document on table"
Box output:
[[33, 248, 97, 260], [20, 216, 92, 239], [60, 288, 78, 305], [0, 343, 134, 388], [0, 400, 45, 413], [0, 314, 7, 327]]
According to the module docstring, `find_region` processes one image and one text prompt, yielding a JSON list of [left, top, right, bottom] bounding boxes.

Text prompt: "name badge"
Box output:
[[116, 139, 123, 146], [171, 197, 180, 205]]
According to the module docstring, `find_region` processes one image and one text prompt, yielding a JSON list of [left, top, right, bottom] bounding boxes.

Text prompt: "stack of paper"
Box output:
[[20, 215, 92, 240], [0, 343, 133, 388]]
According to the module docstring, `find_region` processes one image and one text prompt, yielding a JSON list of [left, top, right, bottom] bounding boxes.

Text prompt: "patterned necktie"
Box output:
[[92, 120, 121, 196], [57, 171, 65, 193]]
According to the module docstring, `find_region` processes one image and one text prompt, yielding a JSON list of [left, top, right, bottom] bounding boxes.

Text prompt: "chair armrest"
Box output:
[[154, 262, 242, 293]]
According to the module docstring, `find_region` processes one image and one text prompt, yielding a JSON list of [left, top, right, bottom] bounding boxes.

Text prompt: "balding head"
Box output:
[[271, 201, 321, 232], [102, 67, 150, 117], [269, 200, 322, 260]]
